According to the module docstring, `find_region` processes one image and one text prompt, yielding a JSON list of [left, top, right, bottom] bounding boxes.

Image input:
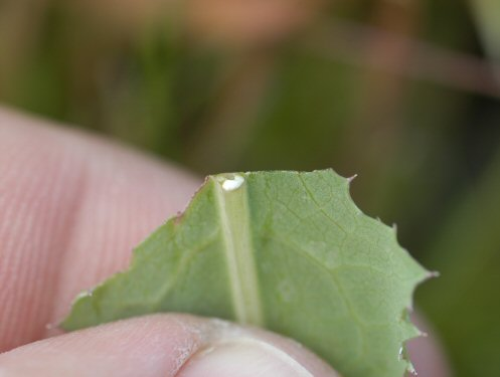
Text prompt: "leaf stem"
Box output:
[[212, 173, 264, 326]]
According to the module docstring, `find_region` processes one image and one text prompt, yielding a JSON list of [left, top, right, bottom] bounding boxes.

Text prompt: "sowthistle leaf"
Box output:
[[63, 169, 430, 377]]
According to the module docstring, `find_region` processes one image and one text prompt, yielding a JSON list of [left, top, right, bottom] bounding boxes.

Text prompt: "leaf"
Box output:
[[470, 0, 500, 63], [62, 169, 429, 377]]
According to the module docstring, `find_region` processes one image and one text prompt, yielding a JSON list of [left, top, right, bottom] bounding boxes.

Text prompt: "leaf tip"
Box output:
[[347, 173, 358, 184], [427, 270, 440, 278]]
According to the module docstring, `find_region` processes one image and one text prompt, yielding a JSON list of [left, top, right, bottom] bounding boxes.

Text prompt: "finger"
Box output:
[[0, 108, 200, 351], [0, 314, 338, 377], [406, 312, 451, 377]]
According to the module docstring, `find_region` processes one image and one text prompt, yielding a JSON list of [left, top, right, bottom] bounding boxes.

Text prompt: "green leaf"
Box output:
[[62, 169, 429, 377], [471, 0, 500, 63]]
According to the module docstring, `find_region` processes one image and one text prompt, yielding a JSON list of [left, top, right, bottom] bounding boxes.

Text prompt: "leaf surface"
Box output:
[[63, 170, 429, 377]]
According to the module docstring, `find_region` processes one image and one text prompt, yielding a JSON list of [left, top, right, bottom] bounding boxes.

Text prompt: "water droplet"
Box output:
[[222, 175, 244, 191], [85, 289, 93, 297], [45, 323, 54, 330]]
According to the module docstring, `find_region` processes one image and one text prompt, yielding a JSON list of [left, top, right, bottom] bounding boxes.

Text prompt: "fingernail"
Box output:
[[178, 338, 315, 377]]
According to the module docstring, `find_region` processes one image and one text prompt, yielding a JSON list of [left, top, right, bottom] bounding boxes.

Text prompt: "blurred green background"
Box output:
[[1, 0, 499, 375]]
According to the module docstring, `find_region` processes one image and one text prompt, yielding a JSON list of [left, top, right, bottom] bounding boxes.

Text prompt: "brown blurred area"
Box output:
[[72, 0, 325, 45]]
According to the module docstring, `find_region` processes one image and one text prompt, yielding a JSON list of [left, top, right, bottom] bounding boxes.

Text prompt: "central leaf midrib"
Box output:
[[213, 176, 263, 326]]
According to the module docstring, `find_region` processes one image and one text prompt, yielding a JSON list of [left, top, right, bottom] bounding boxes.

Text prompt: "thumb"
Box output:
[[0, 314, 338, 377]]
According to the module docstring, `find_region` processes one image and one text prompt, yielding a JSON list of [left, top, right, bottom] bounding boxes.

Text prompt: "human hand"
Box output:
[[0, 108, 448, 376]]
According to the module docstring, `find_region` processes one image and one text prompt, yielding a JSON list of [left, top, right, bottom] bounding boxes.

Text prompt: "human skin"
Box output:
[[0, 108, 449, 376]]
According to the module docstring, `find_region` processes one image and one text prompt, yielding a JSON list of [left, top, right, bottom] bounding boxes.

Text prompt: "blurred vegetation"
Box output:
[[1, 0, 499, 376]]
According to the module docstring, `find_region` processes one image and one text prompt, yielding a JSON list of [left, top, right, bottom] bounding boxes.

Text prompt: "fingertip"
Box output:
[[0, 315, 203, 377], [407, 312, 452, 377], [0, 315, 338, 377]]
